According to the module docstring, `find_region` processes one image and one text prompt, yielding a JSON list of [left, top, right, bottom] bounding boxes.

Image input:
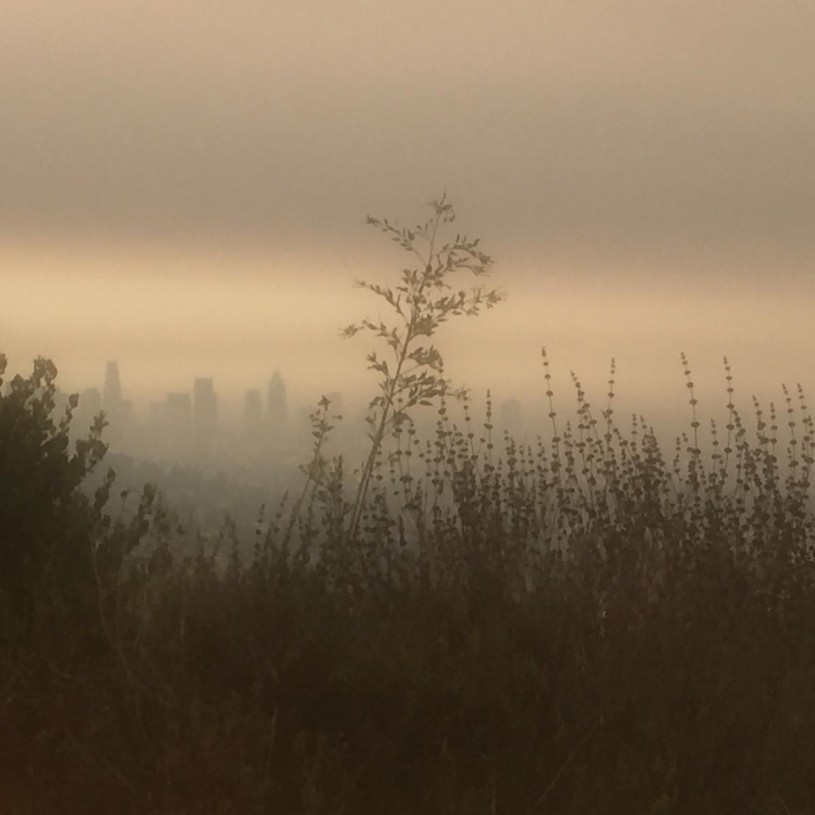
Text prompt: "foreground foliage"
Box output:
[[2, 350, 815, 814]]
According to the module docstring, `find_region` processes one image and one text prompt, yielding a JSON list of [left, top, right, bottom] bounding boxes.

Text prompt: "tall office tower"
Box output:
[[244, 388, 262, 428], [267, 371, 288, 426], [192, 377, 218, 432], [102, 361, 123, 413], [101, 360, 129, 450]]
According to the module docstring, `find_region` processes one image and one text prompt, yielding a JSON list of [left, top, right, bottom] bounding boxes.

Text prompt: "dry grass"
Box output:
[[4, 353, 815, 814]]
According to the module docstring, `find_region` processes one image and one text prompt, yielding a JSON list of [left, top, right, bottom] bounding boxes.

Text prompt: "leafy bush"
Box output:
[[0, 354, 108, 639]]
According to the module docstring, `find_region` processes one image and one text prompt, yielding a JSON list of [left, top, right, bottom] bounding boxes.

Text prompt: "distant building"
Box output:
[[267, 371, 288, 427], [101, 361, 130, 448], [193, 377, 218, 432], [103, 361, 123, 414]]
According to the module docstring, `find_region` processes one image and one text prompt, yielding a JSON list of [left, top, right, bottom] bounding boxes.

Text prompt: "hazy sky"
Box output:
[[2, 0, 814, 431]]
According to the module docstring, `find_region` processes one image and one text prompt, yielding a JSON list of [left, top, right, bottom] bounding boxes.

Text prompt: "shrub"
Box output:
[[0, 354, 108, 640]]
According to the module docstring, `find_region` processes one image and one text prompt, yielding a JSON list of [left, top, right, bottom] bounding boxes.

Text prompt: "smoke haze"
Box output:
[[3, 0, 814, 440]]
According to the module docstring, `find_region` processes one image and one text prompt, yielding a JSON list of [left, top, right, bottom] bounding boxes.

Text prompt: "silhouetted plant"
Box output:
[[342, 194, 505, 539]]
